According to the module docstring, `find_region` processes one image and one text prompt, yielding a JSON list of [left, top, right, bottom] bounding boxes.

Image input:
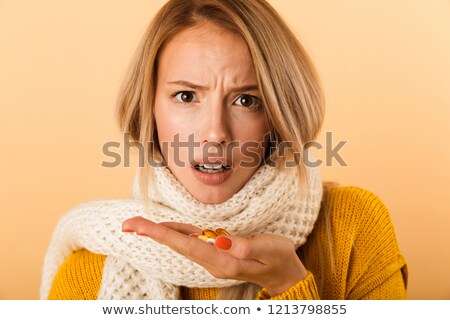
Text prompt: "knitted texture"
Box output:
[[298, 186, 408, 300], [40, 163, 323, 299], [46, 186, 408, 300], [256, 271, 319, 300], [181, 287, 219, 300], [48, 249, 106, 300]]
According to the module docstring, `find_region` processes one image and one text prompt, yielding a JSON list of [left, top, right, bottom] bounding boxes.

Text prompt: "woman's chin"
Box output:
[[190, 185, 235, 205]]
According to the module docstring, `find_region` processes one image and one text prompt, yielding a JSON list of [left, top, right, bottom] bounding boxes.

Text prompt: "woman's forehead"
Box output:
[[158, 24, 256, 84]]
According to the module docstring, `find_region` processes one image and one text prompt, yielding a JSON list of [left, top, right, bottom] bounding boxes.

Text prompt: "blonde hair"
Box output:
[[116, 0, 326, 299]]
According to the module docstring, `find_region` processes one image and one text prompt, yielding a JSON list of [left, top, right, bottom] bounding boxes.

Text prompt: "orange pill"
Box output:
[[215, 228, 230, 236], [202, 229, 218, 239]]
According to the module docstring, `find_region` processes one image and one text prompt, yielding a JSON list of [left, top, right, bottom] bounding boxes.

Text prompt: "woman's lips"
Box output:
[[191, 165, 233, 185]]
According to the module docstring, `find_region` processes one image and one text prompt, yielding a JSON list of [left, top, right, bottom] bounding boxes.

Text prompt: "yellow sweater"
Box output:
[[47, 186, 408, 300]]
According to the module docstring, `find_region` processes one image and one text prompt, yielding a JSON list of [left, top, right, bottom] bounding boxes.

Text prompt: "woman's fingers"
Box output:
[[158, 221, 202, 236], [121, 216, 298, 286], [123, 217, 277, 263], [122, 216, 158, 235], [215, 233, 287, 263], [122, 217, 201, 236], [122, 216, 220, 265], [122, 217, 305, 293]]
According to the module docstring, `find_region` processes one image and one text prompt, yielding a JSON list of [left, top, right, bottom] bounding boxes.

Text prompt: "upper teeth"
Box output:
[[202, 163, 225, 169]]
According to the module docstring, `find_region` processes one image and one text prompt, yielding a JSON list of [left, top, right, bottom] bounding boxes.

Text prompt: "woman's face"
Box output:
[[154, 23, 269, 204]]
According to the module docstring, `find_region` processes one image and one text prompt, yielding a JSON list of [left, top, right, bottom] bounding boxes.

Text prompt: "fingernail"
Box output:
[[215, 236, 232, 250], [122, 228, 133, 233]]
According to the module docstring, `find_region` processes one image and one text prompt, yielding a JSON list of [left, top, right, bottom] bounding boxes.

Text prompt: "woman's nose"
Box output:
[[199, 100, 232, 146]]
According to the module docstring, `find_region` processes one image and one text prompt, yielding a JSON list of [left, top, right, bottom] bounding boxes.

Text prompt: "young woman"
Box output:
[[40, 0, 408, 300]]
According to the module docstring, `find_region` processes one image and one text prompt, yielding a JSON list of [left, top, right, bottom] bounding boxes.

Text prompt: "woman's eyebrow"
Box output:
[[167, 80, 259, 92]]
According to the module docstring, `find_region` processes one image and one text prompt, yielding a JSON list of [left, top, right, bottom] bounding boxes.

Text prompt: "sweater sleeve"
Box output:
[[256, 263, 407, 300], [47, 249, 106, 300], [343, 188, 408, 300], [256, 271, 320, 300], [360, 264, 408, 299], [257, 186, 408, 300]]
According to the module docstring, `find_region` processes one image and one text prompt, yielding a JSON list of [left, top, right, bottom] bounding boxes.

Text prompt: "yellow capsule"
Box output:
[[197, 235, 209, 242], [202, 229, 218, 239], [206, 238, 216, 245], [215, 228, 230, 236]]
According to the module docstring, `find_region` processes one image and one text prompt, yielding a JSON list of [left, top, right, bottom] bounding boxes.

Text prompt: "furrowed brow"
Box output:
[[167, 80, 259, 92]]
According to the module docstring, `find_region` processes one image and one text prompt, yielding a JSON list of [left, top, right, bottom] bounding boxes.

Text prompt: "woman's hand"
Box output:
[[122, 216, 308, 296]]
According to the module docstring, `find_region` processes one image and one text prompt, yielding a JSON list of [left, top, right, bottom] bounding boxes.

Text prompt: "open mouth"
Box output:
[[193, 163, 232, 173]]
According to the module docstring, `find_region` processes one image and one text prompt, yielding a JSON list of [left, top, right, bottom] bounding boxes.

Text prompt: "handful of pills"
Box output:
[[189, 228, 231, 245]]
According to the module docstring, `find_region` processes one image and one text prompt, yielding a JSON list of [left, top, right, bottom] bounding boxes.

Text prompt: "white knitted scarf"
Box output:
[[40, 163, 323, 299]]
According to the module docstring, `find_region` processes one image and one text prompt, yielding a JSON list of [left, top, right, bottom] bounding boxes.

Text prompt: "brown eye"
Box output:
[[174, 91, 195, 103], [235, 94, 261, 109]]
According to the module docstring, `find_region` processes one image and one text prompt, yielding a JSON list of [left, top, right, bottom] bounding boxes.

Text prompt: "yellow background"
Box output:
[[1, 0, 449, 299]]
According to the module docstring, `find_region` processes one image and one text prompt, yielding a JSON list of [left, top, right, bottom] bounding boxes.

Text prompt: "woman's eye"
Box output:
[[235, 94, 261, 109], [173, 91, 195, 103]]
